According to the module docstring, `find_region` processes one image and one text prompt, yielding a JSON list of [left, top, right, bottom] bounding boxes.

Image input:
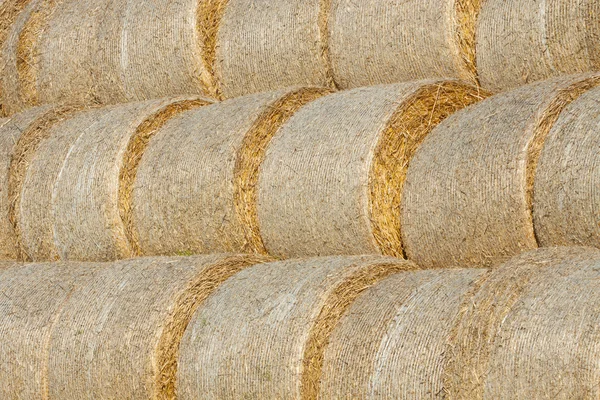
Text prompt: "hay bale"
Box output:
[[534, 86, 600, 247], [402, 74, 600, 269], [320, 246, 600, 398], [214, 0, 335, 99], [32, 97, 209, 262], [258, 80, 484, 259], [177, 255, 416, 399], [321, 268, 485, 398], [47, 254, 268, 400], [133, 87, 329, 256], [0, 105, 50, 259], [328, 0, 481, 89], [477, 0, 600, 92], [0, 262, 101, 399]]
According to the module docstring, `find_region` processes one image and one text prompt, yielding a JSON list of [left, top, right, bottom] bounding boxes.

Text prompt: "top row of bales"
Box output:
[[0, 0, 599, 114]]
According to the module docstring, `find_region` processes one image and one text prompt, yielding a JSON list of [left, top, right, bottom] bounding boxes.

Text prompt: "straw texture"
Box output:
[[215, 0, 334, 99], [321, 268, 485, 398], [121, 0, 210, 101], [133, 88, 326, 256], [328, 0, 481, 89], [48, 97, 210, 261], [258, 80, 484, 259], [0, 262, 101, 400], [0, 106, 49, 259], [402, 74, 600, 269], [534, 86, 600, 247], [47, 254, 268, 400], [477, 0, 600, 92], [178, 255, 416, 399]]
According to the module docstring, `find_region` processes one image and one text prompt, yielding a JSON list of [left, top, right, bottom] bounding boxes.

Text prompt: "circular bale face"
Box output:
[[328, 0, 481, 89], [46, 254, 268, 400], [214, 0, 335, 99], [477, 0, 600, 92], [534, 86, 600, 248], [258, 80, 485, 259], [133, 87, 329, 257], [402, 74, 600, 269], [177, 255, 417, 400]]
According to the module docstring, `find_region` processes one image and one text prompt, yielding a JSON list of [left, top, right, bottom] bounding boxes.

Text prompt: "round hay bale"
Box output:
[[320, 268, 486, 398], [402, 74, 600, 269], [0, 0, 41, 115], [477, 0, 600, 92], [47, 254, 268, 400], [133, 87, 329, 256], [534, 86, 600, 247], [177, 255, 416, 399], [321, 246, 600, 398], [0, 106, 51, 259], [0, 262, 101, 399], [45, 97, 209, 262], [214, 0, 335, 99], [328, 0, 481, 89], [121, 0, 211, 101], [258, 80, 484, 259]]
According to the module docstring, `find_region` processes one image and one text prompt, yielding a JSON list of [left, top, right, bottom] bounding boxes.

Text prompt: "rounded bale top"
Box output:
[[258, 79, 485, 259], [402, 73, 600, 269], [177, 255, 417, 399]]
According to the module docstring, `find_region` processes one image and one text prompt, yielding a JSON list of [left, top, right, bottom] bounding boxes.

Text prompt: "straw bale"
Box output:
[[477, 0, 600, 92], [258, 80, 484, 259], [402, 74, 600, 269], [534, 86, 600, 247], [47, 254, 268, 400], [0, 106, 49, 259], [0, 262, 101, 399], [47, 97, 210, 262], [177, 255, 416, 399], [328, 0, 481, 89], [321, 246, 600, 398], [215, 0, 335, 99], [321, 268, 485, 398], [133, 87, 327, 256]]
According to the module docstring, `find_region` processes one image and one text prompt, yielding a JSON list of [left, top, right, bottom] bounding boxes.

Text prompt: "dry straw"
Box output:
[[402, 73, 600, 269], [0, 262, 102, 400], [534, 86, 600, 248], [328, 0, 482, 89], [133, 87, 327, 257], [320, 246, 600, 398], [258, 80, 484, 259], [214, 0, 336, 99], [177, 255, 417, 399], [477, 0, 600, 92], [47, 254, 268, 400]]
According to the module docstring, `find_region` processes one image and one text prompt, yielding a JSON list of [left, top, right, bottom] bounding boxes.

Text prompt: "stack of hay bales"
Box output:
[[402, 73, 600, 269]]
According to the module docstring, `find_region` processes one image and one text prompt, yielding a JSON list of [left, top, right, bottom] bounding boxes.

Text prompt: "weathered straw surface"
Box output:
[[328, 0, 481, 89], [534, 86, 600, 247], [178, 255, 416, 399], [47, 254, 268, 400], [477, 0, 600, 92], [133, 87, 327, 256], [258, 80, 484, 259], [0, 0, 41, 115], [0, 105, 49, 259], [0, 262, 101, 400], [402, 74, 600, 269], [46, 97, 210, 262], [321, 268, 485, 398], [321, 246, 600, 398], [215, 0, 335, 99], [122, 0, 211, 101]]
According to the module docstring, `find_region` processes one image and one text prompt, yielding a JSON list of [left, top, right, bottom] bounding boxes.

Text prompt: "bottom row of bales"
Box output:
[[1, 247, 600, 399]]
